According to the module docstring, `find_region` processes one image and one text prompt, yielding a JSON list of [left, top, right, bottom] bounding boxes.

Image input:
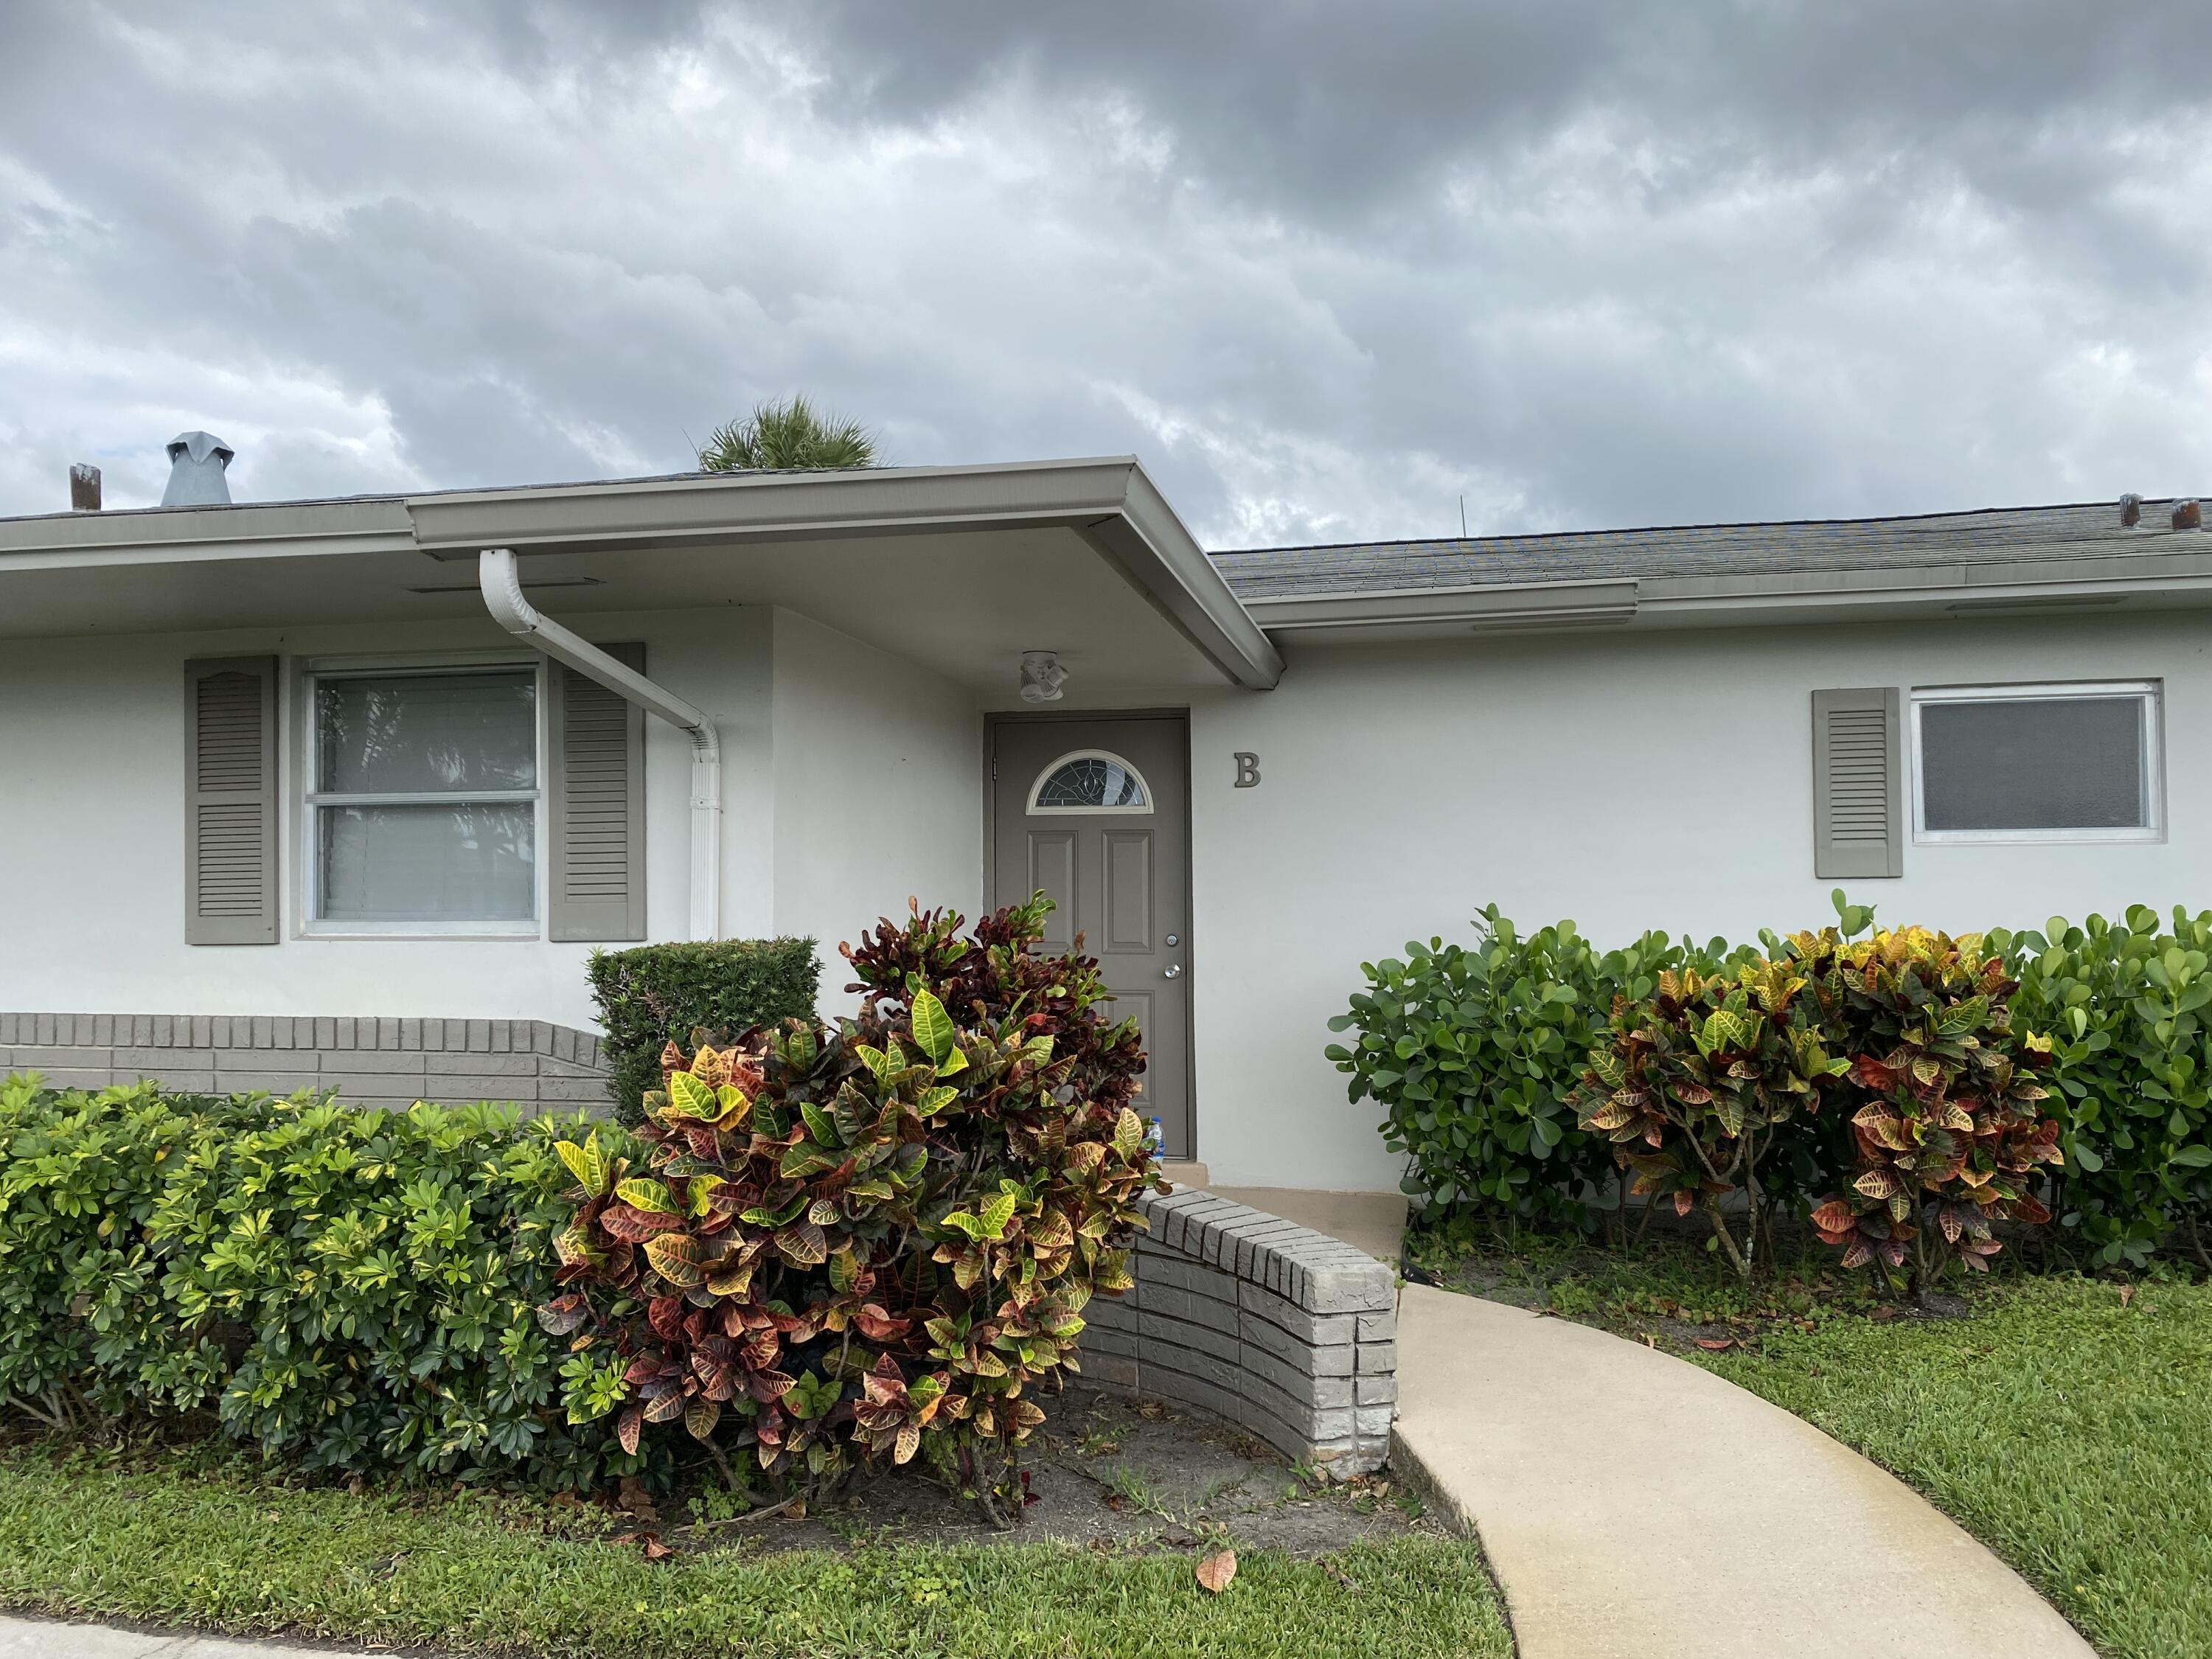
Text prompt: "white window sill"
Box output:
[[1913, 829, 2163, 846], [297, 923, 545, 942]]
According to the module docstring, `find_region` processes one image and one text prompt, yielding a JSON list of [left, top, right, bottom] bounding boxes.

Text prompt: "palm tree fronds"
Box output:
[[698, 394, 879, 471]]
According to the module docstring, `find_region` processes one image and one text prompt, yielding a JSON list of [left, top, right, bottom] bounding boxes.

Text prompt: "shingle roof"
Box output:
[[1208, 499, 2206, 599], [0, 467, 788, 527]]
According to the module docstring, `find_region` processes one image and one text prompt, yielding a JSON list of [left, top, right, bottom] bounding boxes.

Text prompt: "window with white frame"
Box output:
[[307, 666, 540, 928], [1911, 681, 2160, 842], [1026, 750, 1154, 814]]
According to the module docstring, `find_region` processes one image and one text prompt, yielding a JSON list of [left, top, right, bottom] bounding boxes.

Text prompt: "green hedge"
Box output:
[[1998, 907, 2212, 1268], [0, 1076, 646, 1483], [1326, 905, 1753, 1231], [1335, 899, 2212, 1270], [586, 936, 820, 1121]]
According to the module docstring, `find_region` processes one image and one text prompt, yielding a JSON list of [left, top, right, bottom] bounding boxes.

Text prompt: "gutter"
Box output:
[[478, 548, 721, 941], [1245, 577, 1639, 633], [1077, 463, 1284, 689], [0, 496, 415, 571], [1237, 544, 2212, 637]]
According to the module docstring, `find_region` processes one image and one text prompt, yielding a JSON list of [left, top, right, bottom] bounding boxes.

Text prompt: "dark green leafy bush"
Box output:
[[1326, 908, 1747, 1228], [1998, 906, 2212, 1269], [588, 937, 821, 1123], [0, 1075, 641, 1483]]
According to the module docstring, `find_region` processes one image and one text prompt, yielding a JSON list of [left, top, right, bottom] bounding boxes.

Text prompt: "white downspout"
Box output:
[[478, 548, 721, 941]]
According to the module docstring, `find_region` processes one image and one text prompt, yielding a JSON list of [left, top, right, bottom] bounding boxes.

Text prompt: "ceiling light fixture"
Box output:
[[1019, 650, 1067, 703]]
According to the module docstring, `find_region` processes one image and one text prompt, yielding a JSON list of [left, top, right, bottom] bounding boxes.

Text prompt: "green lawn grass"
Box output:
[[1699, 1276, 2211, 1659], [0, 1444, 1512, 1659]]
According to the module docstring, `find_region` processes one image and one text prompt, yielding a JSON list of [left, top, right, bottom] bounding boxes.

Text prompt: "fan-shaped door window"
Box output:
[[1027, 749, 1153, 815]]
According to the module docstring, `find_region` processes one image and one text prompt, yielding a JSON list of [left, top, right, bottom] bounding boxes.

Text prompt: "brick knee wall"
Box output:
[[0, 1012, 613, 1111], [1082, 1187, 1397, 1478]]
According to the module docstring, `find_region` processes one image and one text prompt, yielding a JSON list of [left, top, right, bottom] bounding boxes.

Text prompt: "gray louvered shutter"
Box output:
[[1812, 687, 1903, 879], [549, 643, 647, 941], [185, 656, 279, 944]]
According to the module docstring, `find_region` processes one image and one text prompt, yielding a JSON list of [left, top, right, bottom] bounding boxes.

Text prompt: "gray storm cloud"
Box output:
[[2, 0, 2208, 543]]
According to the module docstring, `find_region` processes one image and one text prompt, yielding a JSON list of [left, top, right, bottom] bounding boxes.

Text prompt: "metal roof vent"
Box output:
[[161, 431, 234, 506]]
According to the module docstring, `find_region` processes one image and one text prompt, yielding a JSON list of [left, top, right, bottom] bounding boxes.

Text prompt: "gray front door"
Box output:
[[990, 714, 1192, 1158]]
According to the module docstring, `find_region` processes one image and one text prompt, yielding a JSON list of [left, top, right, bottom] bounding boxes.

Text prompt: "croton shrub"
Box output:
[[546, 897, 1162, 1520], [1798, 928, 2061, 1287], [1574, 927, 2063, 1292], [1574, 954, 1846, 1276]]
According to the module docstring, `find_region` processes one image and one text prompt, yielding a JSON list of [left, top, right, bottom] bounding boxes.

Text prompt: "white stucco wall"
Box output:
[[16, 594, 2207, 1195], [1187, 611, 2212, 1190], [768, 608, 984, 1007], [0, 603, 971, 1040], [0, 609, 776, 1031]]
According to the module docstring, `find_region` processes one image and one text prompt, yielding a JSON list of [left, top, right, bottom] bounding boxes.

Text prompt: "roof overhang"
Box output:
[[0, 458, 1282, 694], [1241, 545, 2212, 644]]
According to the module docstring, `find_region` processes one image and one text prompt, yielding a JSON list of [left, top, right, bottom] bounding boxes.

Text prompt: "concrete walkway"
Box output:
[[1394, 1285, 2094, 1658], [0, 1615, 372, 1657], [1211, 1186, 1409, 1262]]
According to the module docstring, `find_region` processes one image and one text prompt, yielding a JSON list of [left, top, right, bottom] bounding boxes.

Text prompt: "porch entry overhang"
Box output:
[[0, 458, 1281, 697]]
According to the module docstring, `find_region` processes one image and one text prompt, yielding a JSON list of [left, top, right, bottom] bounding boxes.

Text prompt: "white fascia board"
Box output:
[[402, 458, 1145, 554], [1638, 549, 2212, 622], [1243, 543, 2212, 636], [1245, 577, 1638, 632], [0, 498, 415, 572]]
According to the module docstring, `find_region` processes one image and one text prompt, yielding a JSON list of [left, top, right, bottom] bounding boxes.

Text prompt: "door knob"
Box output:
[[1163, 964, 1183, 978]]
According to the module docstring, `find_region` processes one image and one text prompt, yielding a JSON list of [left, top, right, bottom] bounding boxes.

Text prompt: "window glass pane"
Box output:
[[1920, 696, 2147, 831], [316, 671, 535, 794], [1034, 754, 1147, 810], [319, 804, 536, 922]]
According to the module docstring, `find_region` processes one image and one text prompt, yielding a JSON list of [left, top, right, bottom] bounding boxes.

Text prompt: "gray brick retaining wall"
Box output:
[[0, 1012, 613, 1110], [1083, 1187, 1398, 1478]]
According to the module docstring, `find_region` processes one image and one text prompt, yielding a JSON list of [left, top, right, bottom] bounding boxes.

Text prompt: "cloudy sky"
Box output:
[[4, 2, 2209, 546]]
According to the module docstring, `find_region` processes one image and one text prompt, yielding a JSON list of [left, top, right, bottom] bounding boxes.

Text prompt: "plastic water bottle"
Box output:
[[1144, 1116, 1164, 1156]]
